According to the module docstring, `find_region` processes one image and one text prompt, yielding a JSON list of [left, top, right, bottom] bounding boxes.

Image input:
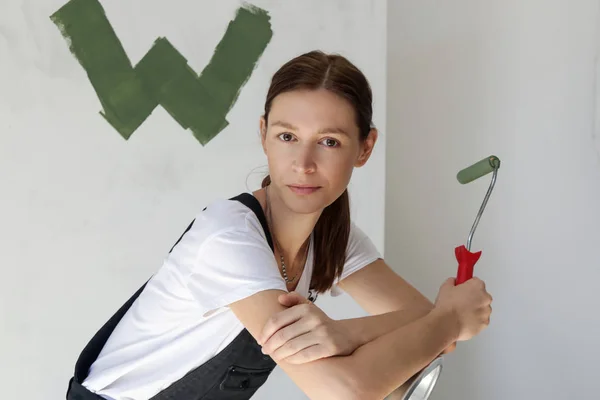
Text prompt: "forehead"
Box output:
[[268, 89, 358, 132]]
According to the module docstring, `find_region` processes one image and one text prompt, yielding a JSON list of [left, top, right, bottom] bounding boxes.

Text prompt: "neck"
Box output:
[[261, 185, 321, 263]]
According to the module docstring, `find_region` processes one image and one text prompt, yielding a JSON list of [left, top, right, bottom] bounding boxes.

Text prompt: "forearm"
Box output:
[[343, 308, 459, 399], [342, 309, 436, 400], [338, 304, 433, 349], [278, 308, 457, 400]]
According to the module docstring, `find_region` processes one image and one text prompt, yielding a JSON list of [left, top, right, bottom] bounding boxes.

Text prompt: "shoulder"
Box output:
[[175, 195, 285, 316], [348, 220, 369, 244], [167, 194, 270, 263], [346, 221, 379, 256], [189, 195, 267, 246]]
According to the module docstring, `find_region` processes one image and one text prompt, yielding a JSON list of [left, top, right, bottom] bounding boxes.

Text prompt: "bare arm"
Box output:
[[261, 259, 447, 359], [229, 289, 459, 400], [335, 259, 456, 396], [336, 258, 434, 315], [336, 259, 450, 350], [251, 259, 454, 398], [346, 306, 458, 398], [337, 305, 432, 349]]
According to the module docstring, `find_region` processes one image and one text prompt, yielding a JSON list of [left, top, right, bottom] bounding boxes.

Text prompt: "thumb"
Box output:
[[435, 278, 455, 303], [278, 291, 309, 307], [441, 277, 456, 289]]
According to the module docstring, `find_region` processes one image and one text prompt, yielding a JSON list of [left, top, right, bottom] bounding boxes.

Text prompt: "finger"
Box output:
[[284, 343, 328, 365], [261, 316, 313, 353], [268, 332, 317, 362], [469, 276, 484, 289], [286, 344, 330, 364], [478, 278, 486, 290], [278, 292, 309, 307], [260, 306, 305, 345], [259, 305, 308, 345], [278, 294, 300, 307]]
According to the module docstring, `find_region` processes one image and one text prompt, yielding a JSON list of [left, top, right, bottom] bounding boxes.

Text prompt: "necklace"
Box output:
[[265, 186, 308, 283]]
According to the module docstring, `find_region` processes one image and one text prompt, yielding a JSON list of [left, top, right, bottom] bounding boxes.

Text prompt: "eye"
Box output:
[[321, 138, 339, 148], [278, 132, 295, 142]]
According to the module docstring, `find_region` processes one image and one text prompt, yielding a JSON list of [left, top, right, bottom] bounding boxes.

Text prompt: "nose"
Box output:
[[292, 144, 317, 174]]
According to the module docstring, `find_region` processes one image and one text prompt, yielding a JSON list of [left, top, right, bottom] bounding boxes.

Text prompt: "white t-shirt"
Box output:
[[82, 194, 381, 400]]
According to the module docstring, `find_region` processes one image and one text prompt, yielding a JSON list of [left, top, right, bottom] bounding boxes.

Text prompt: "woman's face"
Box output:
[[260, 88, 377, 215]]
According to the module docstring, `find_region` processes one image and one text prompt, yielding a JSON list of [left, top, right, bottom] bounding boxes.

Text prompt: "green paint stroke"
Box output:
[[50, 0, 273, 144]]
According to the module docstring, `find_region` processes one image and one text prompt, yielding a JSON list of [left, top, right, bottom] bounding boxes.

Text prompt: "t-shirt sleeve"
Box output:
[[330, 222, 382, 297], [186, 226, 287, 317]]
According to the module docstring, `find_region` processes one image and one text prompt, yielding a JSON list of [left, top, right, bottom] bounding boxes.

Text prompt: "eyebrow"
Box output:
[[270, 120, 349, 136]]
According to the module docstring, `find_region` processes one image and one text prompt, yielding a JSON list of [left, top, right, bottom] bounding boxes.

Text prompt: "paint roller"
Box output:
[[455, 155, 501, 284], [394, 155, 501, 400]]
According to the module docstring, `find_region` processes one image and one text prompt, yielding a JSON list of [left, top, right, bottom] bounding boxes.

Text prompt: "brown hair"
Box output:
[[261, 50, 374, 294]]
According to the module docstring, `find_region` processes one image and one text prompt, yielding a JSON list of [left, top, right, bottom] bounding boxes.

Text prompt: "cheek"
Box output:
[[266, 147, 289, 176], [316, 150, 355, 184]]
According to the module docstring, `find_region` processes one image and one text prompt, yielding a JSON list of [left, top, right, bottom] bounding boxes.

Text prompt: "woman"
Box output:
[[66, 50, 493, 400]]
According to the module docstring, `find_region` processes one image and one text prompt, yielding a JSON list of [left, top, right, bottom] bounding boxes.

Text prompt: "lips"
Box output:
[[288, 185, 321, 195]]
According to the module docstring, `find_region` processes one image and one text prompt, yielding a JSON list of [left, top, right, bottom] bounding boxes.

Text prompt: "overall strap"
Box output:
[[230, 192, 274, 252]]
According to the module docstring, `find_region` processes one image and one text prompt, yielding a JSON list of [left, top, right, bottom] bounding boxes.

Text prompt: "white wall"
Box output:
[[387, 1, 600, 399], [0, 1, 386, 399]]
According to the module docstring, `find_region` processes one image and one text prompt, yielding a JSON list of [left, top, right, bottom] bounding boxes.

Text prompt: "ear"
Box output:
[[259, 116, 267, 154], [355, 128, 378, 167]]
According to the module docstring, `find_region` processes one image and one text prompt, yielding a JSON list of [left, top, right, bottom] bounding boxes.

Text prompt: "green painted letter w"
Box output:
[[51, 0, 273, 145]]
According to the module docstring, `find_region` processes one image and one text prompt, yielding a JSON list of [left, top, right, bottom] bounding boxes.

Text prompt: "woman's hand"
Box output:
[[434, 276, 493, 342], [257, 292, 357, 364]]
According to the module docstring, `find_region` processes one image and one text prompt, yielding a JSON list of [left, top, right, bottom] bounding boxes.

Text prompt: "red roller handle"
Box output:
[[455, 245, 482, 285], [442, 245, 483, 353]]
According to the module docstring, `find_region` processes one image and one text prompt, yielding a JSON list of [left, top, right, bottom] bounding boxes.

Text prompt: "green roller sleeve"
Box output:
[[457, 155, 501, 184]]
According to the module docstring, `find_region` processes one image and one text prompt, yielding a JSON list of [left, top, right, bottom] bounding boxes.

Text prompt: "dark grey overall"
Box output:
[[65, 193, 317, 400]]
